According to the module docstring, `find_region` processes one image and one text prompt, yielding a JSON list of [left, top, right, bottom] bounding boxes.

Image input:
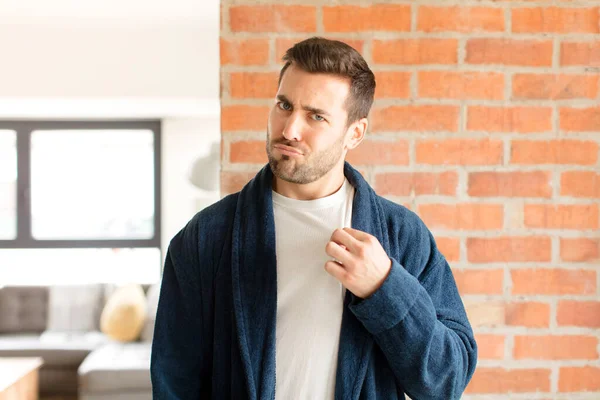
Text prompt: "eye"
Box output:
[[277, 101, 292, 111], [311, 114, 325, 122]]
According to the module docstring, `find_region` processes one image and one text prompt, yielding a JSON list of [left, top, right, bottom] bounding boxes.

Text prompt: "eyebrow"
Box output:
[[276, 94, 331, 117]]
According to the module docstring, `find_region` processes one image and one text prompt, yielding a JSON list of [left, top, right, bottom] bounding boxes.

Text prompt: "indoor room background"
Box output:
[[0, 0, 599, 399]]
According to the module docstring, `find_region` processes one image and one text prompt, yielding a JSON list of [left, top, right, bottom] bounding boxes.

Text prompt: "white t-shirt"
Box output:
[[272, 179, 354, 400]]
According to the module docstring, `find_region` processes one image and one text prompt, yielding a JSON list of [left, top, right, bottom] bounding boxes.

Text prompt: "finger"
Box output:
[[325, 241, 354, 267], [330, 228, 361, 254], [342, 227, 372, 242], [324, 260, 347, 282]]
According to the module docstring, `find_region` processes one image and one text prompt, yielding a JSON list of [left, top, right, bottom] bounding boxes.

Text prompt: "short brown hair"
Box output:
[[278, 37, 376, 126]]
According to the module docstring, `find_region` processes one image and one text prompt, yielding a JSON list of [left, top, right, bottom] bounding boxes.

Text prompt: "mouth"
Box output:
[[273, 144, 303, 157]]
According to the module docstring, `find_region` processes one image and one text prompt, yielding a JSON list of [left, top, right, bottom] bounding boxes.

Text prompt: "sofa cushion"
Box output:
[[78, 342, 151, 392], [47, 285, 104, 332], [0, 331, 107, 367], [0, 286, 48, 333], [39, 331, 107, 347]]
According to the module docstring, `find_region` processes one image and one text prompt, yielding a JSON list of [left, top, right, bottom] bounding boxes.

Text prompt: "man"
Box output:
[[151, 37, 477, 399]]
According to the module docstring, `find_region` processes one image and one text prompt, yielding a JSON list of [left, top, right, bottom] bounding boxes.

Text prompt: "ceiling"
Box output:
[[0, 0, 218, 23]]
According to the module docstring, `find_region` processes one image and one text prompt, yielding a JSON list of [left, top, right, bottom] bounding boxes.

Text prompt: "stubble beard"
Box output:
[[266, 128, 345, 185]]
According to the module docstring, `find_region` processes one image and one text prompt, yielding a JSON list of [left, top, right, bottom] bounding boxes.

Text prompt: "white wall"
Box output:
[[0, 21, 216, 99], [0, 0, 219, 101], [0, 0, 221, 274], [162, 118, 220, 254]]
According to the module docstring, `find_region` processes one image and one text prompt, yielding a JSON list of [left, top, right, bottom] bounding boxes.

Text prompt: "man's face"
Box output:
[[266, 65, 352, 184]]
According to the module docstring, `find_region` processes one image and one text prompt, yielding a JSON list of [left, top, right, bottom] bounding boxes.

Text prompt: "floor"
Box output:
[[41, 397, 77, 400]]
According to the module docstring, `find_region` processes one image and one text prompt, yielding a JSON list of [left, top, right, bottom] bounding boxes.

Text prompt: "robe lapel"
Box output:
[[231, 165, 278, 400], [335, 163, 391, 400], [231, 163, 390, 400]]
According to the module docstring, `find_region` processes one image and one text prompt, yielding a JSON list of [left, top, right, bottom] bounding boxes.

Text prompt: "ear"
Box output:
[[345, 117, 368, 150]]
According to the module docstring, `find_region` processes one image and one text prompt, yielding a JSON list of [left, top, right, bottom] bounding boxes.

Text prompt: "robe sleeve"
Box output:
[[151, 219, 210, 399], [349, 229, 477, 399]]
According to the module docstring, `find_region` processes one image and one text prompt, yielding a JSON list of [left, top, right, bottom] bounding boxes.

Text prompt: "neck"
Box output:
[[273, 162, 345, 200]]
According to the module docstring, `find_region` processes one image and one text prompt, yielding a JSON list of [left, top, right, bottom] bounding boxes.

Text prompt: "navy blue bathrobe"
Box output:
[[151, 162, 477, 400]]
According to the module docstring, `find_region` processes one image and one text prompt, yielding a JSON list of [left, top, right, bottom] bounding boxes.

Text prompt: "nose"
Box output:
[[282, 112, 303, 142]]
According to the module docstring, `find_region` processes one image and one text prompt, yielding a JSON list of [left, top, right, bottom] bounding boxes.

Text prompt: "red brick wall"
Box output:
[[220, 2, 600, 397]]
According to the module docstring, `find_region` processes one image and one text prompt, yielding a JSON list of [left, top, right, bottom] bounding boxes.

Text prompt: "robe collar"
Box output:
[[231, 162, 391, 399]]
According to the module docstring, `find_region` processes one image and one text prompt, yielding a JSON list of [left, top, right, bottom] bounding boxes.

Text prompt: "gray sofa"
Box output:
[[0, 284, 158, 399]]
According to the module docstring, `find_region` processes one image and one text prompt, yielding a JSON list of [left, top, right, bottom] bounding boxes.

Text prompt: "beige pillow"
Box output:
[[100, 284, 147, 342]]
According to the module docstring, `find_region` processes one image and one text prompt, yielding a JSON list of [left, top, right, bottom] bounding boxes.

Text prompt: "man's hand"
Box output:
[[324, 227, 392, 299]]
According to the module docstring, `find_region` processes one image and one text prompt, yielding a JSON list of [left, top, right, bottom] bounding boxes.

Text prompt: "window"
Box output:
[[0, 130, 16, 240], [0, 121, 161, 285]]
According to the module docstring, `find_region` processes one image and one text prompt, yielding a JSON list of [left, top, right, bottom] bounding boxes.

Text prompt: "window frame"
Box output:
[[0, 120, 161, 250]]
